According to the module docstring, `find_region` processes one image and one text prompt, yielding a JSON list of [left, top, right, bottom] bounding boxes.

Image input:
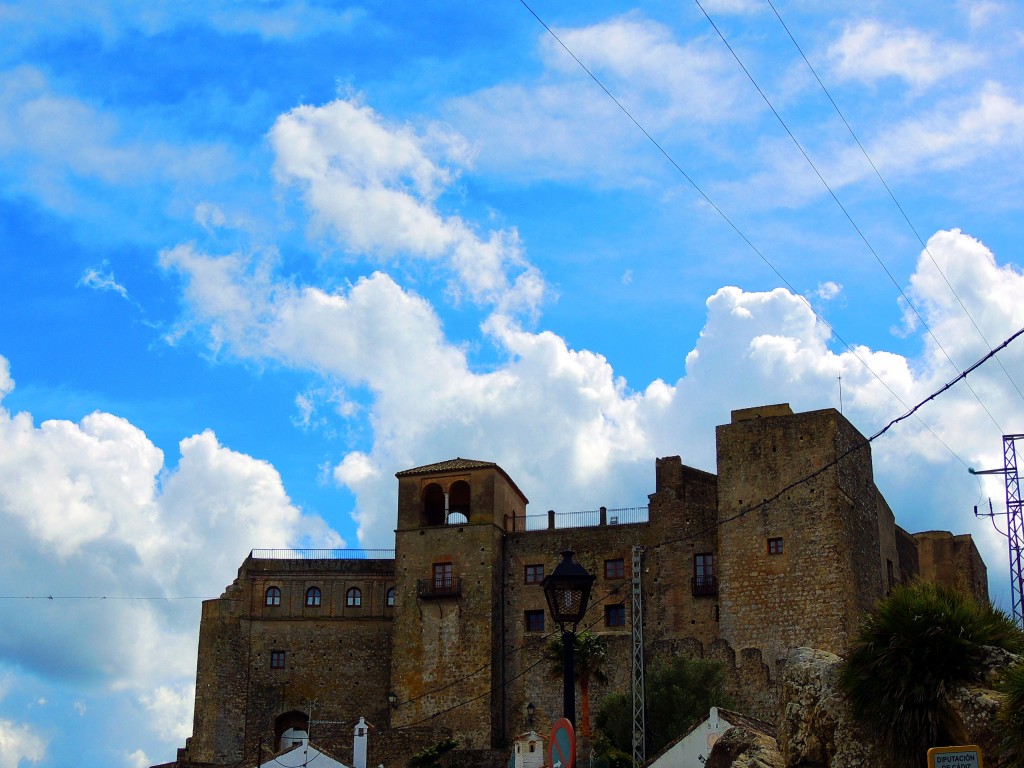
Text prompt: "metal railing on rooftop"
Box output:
[[507, 506, 648, 532], [249, 548, 395, 560]]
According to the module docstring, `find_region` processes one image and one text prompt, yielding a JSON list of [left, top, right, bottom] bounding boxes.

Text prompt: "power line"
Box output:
[[0, 595, 213, 600], [515, 0, 974, 470], [763, 0, 1024, 409], [175, 326, 1023, 753], [364, 323, 1024, 727], [691, 0, 1005, 436]]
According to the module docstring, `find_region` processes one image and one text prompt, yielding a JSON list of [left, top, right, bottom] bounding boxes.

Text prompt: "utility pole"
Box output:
[[970, 434, 1024, 628], [631, 546, 645, 768]]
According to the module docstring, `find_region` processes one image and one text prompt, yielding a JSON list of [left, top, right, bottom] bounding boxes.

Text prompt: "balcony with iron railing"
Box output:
[[417, 576, 462, 599], [691, 574, 717, 597]]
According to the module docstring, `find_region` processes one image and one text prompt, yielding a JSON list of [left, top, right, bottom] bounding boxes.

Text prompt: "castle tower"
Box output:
[[389, 459, 528, 748], [715, 405, 887, 663]]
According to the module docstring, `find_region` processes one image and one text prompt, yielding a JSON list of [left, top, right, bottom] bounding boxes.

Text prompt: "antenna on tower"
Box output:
[[838, 375, 843, 414], [969, 434, 1024, 628]]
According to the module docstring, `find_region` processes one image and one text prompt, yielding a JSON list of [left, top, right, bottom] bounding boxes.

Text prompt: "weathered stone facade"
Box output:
[[162, 404, 988, 768]]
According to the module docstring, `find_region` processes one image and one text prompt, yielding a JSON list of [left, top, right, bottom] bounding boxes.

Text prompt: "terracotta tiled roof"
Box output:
[[395, 458, 498, 476], [395, 457, 529, 503]]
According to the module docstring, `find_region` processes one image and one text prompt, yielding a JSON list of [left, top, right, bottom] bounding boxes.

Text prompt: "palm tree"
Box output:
[[839, 581, 1023, 765], [545, 630, 608, 737]]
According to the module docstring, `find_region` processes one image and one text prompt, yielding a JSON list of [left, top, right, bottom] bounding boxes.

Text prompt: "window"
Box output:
[[346, 587, 362, 607], [524, 564, 544, 584], [386, 587, 395, 607], [604, 558, 625, 579], [265, 586, 281, 606], [305, 587, 321, 607], [524, 610, 545, 632], [271, 650, 286, 669], [433, 562, 454, 590], [693, 553, 716, 596], [605, 604, 626, 627], [768, 537, 784, 555]]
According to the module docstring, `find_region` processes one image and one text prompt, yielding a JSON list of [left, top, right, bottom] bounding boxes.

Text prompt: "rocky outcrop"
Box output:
[[774, 646, 1014, 768], [704, 726, 783, 768], [777, 648, 885, 768]]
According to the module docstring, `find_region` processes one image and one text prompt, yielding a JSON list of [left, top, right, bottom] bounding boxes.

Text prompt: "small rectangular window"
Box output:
[[768, 537, 784, 555], [524, 610, 545, 632], [605, 604, 626, 627], [270, 650, 286, 670], [604, 559, 625, 579], [693, 553, 716, 596], [524, 564, 544, 584]]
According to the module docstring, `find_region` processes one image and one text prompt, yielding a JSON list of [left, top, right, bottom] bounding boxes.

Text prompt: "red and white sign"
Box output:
[[548, 718, 575, 768]]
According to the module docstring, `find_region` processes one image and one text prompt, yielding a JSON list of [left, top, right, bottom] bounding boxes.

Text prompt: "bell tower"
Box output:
[[389, 459, 528, 748]]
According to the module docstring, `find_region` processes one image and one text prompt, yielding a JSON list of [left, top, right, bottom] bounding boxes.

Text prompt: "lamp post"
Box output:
[[541, 550, 595, 730], [527, 701, 535, 730]]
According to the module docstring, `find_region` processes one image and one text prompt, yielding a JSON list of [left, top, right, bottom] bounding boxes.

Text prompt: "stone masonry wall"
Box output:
[[914, 531, 989, 603], [172, 405, 990, 768], [187, 556, 395, 764], [715, 406, 884, 664], [390, 522, 505, 749]]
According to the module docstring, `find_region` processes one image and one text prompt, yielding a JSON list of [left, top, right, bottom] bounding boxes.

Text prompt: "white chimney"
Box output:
[[353, 717, 369, 768]]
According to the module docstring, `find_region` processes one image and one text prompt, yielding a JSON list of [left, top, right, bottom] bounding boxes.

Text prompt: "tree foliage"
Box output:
[[594, 655, 731, 760], [545, 630, 608, 737], [839, 581, 1023, 765]]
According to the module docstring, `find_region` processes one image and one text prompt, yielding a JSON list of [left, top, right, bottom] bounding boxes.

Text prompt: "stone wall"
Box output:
[[186, 556, 396, 764], [651, 638, 781, 723], [169, 404, 990, 768], [715, 406, 885, 664], [503, 521, 644, 740], [915, 530, 989, 603], [390, 522, 506, 749]]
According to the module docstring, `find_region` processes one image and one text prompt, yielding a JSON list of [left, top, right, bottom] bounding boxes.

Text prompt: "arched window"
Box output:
[[448, 480, 470, 522], [422, 483, 445, 526], [274, 711, 309, 752], [386, 587, 395, 607], [305, 587, 321, 607], [265, 586, 281, 606], [346, 587, 362, 607]]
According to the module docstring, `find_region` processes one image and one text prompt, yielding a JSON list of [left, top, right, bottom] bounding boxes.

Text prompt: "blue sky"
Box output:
[[1, 1, 1023, 766]]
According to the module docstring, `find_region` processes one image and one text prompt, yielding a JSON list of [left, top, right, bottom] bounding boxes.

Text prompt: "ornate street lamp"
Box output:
[[527, 701, 535, 730], [541, 550, 595, 729], [388, 691, 398, 709]]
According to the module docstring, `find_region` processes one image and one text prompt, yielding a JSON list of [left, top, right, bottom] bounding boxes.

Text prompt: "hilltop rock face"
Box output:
[[777, 648, 885, 768], [775, 646, 1013, 768], [704, 726, 783, 768]]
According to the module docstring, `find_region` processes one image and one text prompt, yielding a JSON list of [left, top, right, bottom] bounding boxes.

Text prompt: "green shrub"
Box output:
[[594, 655, 730, 759], [839, 581, 1023, 765]]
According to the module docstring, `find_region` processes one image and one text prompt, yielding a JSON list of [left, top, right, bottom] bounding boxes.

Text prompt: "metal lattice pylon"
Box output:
[[972, 434, 1024, 628], [631, 546, 646, 768], [1004, 436, 1024, 628]]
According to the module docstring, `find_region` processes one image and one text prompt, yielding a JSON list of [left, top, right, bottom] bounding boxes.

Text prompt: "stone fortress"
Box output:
[[159, 403, 988, 768]]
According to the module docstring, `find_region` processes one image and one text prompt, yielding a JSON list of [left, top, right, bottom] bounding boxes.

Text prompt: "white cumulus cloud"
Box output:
[[0, 360, 343, 756], [828, 20, 980, 88], [0, 718, 46, 768], [269, 98, 545, 315], [159, 229, 1024, 603]]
